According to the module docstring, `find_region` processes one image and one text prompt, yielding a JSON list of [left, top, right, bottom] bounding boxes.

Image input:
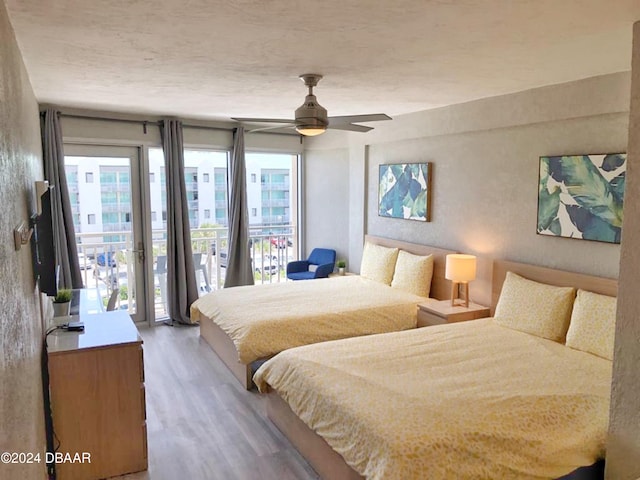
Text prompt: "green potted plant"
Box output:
[[52, 289, 72, 317], [336, 260, 347, 276]]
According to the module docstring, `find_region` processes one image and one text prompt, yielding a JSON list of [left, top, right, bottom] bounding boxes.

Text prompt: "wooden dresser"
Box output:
[[47, 310, 147, 479]]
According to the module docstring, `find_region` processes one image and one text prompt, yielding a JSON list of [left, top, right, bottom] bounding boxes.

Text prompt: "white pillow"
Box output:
[[391, 251, 433, 297], [494, 272, 575, 342], [308, 264, 318, 273], [359, 242, 399, 285]]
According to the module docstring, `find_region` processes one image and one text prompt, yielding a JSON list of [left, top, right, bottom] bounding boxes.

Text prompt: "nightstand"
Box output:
[[417, 300, 490, 327]]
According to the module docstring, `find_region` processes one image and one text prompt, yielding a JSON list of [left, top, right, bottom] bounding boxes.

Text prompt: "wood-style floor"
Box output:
[[117, 324, 319, 480]]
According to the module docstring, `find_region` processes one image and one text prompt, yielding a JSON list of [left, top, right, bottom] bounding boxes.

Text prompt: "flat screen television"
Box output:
[[31, 187, 58, 296]]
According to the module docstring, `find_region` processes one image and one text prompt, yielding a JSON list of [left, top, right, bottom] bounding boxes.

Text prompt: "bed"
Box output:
[[254, 260, 617, 479], [191, 235, 456, 389]]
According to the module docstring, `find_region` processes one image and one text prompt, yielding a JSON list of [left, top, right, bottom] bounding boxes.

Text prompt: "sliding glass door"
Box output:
[[64, 144, 146, 323], [64, 143, 301, 325]]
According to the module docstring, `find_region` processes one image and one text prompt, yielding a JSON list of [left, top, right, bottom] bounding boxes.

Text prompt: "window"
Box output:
[[102, 192, 117, 204], [162, 211, 167, 221], [183, 150, 229, 227], [214, 172, 226, 185], [102, 212, 118, 224], [149, 172, 155, 183], [251, 173, 256, 183], [88, 214, 96, 224], [151, 211, 157, 221], [86, 172, 94, 183], [251, 157, 297, 229], [251, 208, 256, 217], [100, 171, 116, 184]]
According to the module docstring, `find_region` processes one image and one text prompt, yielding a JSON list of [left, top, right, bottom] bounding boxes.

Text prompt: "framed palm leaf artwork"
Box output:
[[378, 163, 431, 221], [537, 153, 626, 244]]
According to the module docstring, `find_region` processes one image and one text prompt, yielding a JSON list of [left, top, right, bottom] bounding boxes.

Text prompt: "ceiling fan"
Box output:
[[232, 74, 391, 136]]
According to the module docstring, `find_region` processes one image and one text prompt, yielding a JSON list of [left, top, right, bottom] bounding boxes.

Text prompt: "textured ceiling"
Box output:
[[4, 0, 640, 122]]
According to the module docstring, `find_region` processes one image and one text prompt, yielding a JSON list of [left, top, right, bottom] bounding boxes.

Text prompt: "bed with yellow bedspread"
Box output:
[[191, 275, 428, 364], [254, 318, 611, 480]]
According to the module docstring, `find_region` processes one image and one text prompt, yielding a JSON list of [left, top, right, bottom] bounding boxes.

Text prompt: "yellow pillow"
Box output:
[[566, 289, 617, 360], [360, 242, 399, 285], [391, 251, 434, 297], [494, 272, 575, 342]]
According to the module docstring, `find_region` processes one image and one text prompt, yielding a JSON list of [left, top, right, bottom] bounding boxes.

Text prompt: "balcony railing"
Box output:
[[262, 199, 289, 207], [75, 224, 298, 318], [263, 182, 289, 190]]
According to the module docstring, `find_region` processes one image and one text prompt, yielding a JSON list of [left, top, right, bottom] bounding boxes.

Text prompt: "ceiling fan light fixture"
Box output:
[[295, 125, 327, 136]]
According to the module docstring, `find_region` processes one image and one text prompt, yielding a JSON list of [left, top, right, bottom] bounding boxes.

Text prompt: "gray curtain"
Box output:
[[159, 119, 198, 324], [224, 127, 254, 287], [41, 108, 83, 289]]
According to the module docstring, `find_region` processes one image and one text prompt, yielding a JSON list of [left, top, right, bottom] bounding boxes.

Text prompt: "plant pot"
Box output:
[[53, 301, 70, 317], [338, 267, 345, 276]]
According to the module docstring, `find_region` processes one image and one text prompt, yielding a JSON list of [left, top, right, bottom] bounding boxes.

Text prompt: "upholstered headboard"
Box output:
[[364, 235, 457, 300]]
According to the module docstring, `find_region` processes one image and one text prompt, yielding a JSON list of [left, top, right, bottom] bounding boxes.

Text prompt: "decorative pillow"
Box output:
[[494, 272, 575, 342], [391, 251, 434, 297], [308, 265, 318, 273], [359, 242, 399, 285], [566, 289, 617, 360]]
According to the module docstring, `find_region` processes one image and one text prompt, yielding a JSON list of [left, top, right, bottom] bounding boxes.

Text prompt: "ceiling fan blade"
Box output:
[[328, 114, 391, 124], [247, 124, 296, 134], [328, 123, 374, 133], [232, 118, 295, 124]]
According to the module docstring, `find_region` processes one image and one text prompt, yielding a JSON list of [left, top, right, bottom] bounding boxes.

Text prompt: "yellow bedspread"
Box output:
[[190, 275, 427, 364], [254, 319, 612, 480]]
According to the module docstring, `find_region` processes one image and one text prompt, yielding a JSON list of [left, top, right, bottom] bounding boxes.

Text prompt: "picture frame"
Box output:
[[537, 153, 626, 244], [378, 163, 431, 222]]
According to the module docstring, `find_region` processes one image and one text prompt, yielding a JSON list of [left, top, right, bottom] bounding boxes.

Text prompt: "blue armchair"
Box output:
[[287, 248, 336, 280]]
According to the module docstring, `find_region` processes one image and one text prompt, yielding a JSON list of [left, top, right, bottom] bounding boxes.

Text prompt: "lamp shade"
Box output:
[[445, 254, 477, 282]]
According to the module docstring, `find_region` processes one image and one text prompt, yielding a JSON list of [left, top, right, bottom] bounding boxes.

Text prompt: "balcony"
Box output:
[[262, 199, 289, 207], [101, 203, 122, 212], [261, 215, 289, 224], [263, 182, 289, 190], [75, 224, 298, 320]]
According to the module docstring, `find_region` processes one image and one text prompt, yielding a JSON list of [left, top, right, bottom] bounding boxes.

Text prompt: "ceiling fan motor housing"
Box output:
[[295, 94, 328, 129]]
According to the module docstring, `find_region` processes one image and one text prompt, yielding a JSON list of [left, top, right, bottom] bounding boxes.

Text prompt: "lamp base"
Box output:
[[450, 282, 470, 308]]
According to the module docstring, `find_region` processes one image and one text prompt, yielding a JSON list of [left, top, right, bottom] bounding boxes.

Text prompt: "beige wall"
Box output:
[[304, 148, 350, 261], [0, 2, 46, 479], [606, 21, 640, 480], [308, 72, 630, 306]]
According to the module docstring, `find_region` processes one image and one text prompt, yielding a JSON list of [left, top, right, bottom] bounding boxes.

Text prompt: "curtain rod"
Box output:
[[54, 112, 299, 137]]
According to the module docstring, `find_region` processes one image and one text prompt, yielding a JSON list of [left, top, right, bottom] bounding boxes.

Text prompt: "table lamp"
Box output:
[[445, 254, 477, 308]]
